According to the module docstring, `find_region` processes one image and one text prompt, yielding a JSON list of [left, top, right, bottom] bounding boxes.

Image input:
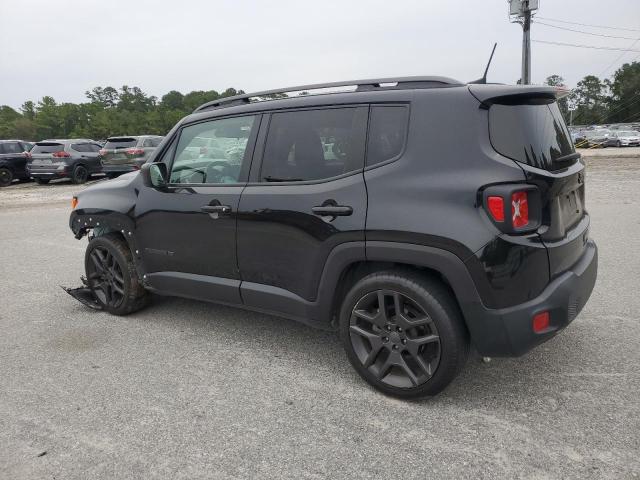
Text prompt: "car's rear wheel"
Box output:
[[0, 168, 13, 187], [72, 165, 88, 184], [85, 233, 148, 315], [339, 270, 469, 399], [35, 178, 50, 185]]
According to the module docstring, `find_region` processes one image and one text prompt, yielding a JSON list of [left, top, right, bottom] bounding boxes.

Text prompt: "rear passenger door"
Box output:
[[71, 143, 102, 173], [237, 106, 368, 305]]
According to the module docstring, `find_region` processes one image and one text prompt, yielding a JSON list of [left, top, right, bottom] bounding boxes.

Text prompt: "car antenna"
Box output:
[[469, 43, 497, 84]]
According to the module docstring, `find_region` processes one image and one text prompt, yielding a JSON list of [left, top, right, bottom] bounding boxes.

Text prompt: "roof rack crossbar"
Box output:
[[194, 76, 462, 112]]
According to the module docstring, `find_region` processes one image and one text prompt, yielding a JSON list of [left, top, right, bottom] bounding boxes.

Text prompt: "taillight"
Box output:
[[487, 196, 505, 222], [52, 151, 71, 158], [482, 185, 541, 233], [125, 148, 145, 156], [99, 149, 107, 156], [511, 191, 529, 228], [24, 151, 32, 159], [71, 196, 78, 210]]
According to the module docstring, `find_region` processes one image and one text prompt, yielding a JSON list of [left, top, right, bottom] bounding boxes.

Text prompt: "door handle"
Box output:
[[312, 205, 353, 216], [201, 204, 232, 215]]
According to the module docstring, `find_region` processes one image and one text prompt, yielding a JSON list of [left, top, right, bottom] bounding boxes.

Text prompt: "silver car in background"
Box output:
[[607, 130, 640, 147], [100, 135, 163, 178]]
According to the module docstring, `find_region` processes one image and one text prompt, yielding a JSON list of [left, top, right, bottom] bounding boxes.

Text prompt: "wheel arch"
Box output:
[[318, 241, 483, 330]]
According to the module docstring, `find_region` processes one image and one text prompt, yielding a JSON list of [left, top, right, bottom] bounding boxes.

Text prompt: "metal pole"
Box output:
[[521, 1, 532, 84], [521, 1, 531, 84]]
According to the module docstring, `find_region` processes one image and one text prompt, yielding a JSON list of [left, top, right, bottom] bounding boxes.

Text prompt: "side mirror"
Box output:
[[141, 162, 168, 189]]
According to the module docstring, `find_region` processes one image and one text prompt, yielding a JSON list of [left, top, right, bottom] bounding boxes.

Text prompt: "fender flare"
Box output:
[[314, 240, 483, 326]]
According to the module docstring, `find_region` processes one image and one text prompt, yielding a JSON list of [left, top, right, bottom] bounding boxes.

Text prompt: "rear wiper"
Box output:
[[264, 176, 304, 182], [554, 152, 581, 163]]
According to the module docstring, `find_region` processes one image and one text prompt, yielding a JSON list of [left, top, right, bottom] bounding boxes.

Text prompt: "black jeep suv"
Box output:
[[68, 77, 597, 398], [0, 140, 33, 187]]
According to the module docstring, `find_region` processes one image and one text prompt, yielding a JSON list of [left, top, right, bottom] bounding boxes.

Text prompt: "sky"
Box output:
[[1, 0, 639, 109]]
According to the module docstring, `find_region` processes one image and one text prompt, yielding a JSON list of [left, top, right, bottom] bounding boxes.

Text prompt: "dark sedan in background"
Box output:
[[28, 139, 103, 184], [100, 135, 163, 178], [0, 139, 33, 187]]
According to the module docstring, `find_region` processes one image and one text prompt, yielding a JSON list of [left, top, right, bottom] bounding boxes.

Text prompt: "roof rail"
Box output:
[[193, 76, 463, 112]]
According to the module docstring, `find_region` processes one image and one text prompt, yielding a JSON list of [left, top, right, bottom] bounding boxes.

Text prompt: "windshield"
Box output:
[[489, 100, 575, 171], [104, 138, 137, 149], [32, 143, 64, 154]]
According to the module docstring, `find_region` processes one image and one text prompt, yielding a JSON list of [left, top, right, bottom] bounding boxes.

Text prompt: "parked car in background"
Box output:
[[100, 135, 163, 178], [28, 139, 103, 184], [584, 129, 611, 148], [607, 130, 640, 147], [0, 140, 33, 187]]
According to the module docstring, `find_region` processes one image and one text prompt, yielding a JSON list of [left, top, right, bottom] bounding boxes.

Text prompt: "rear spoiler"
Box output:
[[468, 84, 567, 108]]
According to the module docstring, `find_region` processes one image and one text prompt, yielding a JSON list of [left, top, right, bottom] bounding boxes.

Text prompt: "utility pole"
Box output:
[[521, 1, 531, 84], [509, 0, 538, 85]]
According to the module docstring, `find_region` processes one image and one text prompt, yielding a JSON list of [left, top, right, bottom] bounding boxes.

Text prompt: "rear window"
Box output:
[[489, 100, 575, 171], [32, 143, 65, 154], [104, 138, 137, 149]]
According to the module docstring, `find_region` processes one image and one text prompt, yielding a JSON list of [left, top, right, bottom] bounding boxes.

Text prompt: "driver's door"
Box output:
[[134, 114, 261, 304]]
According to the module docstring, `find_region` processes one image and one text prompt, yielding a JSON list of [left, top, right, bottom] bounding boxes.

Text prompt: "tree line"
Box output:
[[0, 61, 638, 141], [0, 86, 243, 141], [544, 61, 640, 126]]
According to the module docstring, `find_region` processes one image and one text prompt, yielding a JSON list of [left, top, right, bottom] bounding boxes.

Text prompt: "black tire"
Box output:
[[71, 165, 88, 184], [84, 233, 149, 315], [339, 270, 469, 399], [35, 178, 50, 185], [0, 168, 13, 187]]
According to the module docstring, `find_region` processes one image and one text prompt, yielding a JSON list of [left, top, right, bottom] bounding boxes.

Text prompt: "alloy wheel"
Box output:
[[87, 246, 126, 308], [349, 289, 441, 388]]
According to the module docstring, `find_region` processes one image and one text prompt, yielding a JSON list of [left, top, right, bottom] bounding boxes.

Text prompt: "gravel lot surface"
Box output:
[[0, 158, 638, 479]]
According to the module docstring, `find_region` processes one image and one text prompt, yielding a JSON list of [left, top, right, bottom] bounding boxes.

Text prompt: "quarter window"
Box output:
[[366, 105, 409, 166], [169, 115, 256, 184], [260, 107, 367, 182]]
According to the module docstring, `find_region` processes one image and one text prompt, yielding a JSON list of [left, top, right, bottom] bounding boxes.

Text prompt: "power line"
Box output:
[[599, 38, 640, 77], [532, 40, 640, 52], [536, 21, 638, 41], [535, 16, 640, 33]]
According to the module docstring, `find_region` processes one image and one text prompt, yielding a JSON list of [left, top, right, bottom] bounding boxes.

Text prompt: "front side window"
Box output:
[[260, 107, 367, 182], [366, 105, 409, 166], [169, 115, 256, 184]]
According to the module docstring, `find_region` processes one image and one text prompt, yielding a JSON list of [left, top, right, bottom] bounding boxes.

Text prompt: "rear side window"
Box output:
[[0, 142, 23, 154], [261, 107, 367, 182], [366, 105, 409, 166], [489, 100, 575, 171], [142, 137, 162, 148], [104, 138, 137, 149], [71, 143, 90, 152], [32, 143, 65, 154]]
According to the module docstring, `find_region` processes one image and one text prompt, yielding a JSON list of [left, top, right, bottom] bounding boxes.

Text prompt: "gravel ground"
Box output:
[[0, 157, 639, 479]]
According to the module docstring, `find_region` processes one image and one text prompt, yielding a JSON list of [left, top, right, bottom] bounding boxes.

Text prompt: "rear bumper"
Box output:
[[466, 240, 598, 356], [28, 167, 69, 179]]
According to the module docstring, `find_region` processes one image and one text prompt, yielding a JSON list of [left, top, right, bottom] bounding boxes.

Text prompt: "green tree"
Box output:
[[606, 61, 640, 124], [572, 75, 608, 125]]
